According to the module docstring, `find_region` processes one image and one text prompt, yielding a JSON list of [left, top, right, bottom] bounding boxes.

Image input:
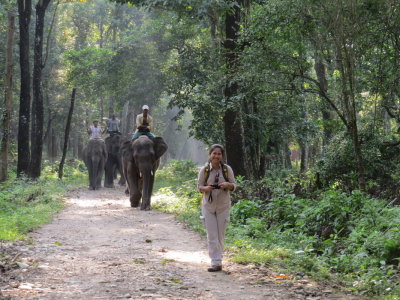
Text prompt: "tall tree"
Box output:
[[59, 88, 76, 179], [223, 0, 247, 177], [29, 0, 52, 178], [17, 0, 32, 177], [0, 12, 15, 182]]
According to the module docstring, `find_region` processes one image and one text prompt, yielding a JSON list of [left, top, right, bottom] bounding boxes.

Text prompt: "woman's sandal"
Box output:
[[207, 265, 222, 272]]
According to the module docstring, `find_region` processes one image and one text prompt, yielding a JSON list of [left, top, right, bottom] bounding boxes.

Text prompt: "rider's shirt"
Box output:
[[89, 126, 102, 139], [135, 113, 153, 133], [107, 119, 120, 132]]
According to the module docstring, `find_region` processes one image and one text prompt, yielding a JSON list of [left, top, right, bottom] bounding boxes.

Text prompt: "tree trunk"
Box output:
[[0, 12, 16, 182], [77, 135, 83, 160], [47, 125, 53, 161], [17, 0, 32, 177], [313, 50, 334, 146], [59, 88, 76, 179], [108, 97, 114, 118], [242, 97, 262, 179], [123, 100, 134, 136], [223, 1, 247, 177], [284, 142, 292, 169], [335, 40, 366, 191], [29, 0, 52, 179], [299, 141, 308, 173], [207, 6, 220, 48]]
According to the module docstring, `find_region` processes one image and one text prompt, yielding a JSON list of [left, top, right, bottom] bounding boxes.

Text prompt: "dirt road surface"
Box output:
[[0, 186, 365, 299]]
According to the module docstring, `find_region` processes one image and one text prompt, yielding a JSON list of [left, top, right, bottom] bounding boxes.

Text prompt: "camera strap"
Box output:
[[208, 172, 219, 203], [204, 163, 229, 185]]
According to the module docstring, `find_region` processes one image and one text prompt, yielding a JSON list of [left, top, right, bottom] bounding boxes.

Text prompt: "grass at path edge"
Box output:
[[0, 163, 87, 241]]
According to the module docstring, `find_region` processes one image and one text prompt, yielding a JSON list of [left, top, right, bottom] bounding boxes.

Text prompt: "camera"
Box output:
[[210, 184, 220, 189]]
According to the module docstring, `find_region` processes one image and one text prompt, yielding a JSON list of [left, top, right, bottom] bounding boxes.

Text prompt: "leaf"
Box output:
[[275, 274, 290, 280], [132, 259, 145, 264], [161, 259, 175, 265]]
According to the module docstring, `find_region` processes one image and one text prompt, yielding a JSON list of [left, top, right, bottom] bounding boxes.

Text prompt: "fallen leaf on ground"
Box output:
[[275, 274, 290, 280], [161, 259, 175, 265]]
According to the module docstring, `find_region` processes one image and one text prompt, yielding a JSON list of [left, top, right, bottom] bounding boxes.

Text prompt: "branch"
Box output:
[[293, 73, 349, 128], [43, 0, 59, 67]]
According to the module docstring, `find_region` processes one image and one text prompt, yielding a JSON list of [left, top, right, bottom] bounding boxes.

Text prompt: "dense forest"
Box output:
[[1, 0, 400, 297]]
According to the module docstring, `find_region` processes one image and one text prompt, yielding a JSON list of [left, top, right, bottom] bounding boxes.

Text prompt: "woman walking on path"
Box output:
[[197, 144, 236, 272]]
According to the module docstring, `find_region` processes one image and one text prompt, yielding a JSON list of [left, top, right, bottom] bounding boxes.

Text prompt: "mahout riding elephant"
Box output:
[[104, 134, 126, 188], [83, 139, 107, 190], [121, 136, 168, 210]]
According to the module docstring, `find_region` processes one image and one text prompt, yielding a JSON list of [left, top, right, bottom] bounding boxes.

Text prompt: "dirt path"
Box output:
[[1, 186, 364, 299]]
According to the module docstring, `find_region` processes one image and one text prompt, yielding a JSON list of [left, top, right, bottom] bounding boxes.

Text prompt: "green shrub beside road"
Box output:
[[0, 162, 86, 241], [154, 160, 400, 298]]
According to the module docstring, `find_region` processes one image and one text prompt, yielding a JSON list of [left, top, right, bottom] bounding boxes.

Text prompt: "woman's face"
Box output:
[[209, 147, 223, 165]]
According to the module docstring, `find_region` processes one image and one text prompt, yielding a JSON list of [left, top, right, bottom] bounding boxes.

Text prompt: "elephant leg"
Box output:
[[118, 164, 126, 186], [96, 159, 106, 189], [104, 158, 115, 188], [130, 178, 142, 207], [118, 176, 126, 186], [122, 160, 130, 194], [92, 158, 102, 190], [126, 163, 141, 207], [87, 160, 96, 190], [117, 159, 126, 186]]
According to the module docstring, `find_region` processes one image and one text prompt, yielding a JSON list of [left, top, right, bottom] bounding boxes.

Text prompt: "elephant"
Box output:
[[121, 136, 168, 210], [104, 134, 126, 188], [83, 139, 107, 190]]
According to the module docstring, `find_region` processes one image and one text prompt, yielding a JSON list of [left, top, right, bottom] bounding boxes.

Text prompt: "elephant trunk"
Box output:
[[141, 171, 154, 210]]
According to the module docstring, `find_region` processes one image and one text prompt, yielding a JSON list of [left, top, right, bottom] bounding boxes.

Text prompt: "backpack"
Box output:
[[203, 162, 229, 185]]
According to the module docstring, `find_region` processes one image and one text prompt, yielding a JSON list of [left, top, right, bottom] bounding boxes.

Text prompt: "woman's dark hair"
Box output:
[[208, 144, 225, 156]]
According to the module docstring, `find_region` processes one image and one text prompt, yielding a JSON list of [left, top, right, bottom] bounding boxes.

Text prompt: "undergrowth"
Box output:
[[153, 160, 400, 299], [0, 160, 87, 241]]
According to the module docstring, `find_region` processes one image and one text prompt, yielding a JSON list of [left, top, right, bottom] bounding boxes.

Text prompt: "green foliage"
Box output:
[[0, 162, 87, 241], [318, 130, 400, 198], [154, 159, 198, 192], [154, 161, 400, 296], [230, 186, 400, 296], [153, 160, 204, 234], [230, 199, 264, 226]]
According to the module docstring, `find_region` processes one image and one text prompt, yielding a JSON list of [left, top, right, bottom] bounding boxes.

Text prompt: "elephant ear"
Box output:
[[154, 137, 168, 159]]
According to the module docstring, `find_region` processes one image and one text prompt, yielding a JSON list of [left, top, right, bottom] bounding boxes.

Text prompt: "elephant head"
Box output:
[[83, 139, 107, 190], [104, 134, 126, 188], [122, 136, 168, 210]]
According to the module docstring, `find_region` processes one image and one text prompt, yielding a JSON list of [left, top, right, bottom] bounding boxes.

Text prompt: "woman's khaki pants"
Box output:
[[202, 207, 230, 267]]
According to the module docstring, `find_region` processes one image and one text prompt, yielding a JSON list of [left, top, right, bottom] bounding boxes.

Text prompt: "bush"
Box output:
[[154, 160, 198, 192], [318, 130, 400, 198], [0, 162, 87, 241], [152, 159, 400, 296]]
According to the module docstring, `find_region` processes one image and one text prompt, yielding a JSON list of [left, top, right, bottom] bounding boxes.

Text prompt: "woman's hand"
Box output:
[[200, 185, 214, 193], [219, 182, 233, 191]]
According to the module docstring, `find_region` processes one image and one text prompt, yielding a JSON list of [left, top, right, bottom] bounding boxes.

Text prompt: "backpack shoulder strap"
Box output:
[[203, 163, 210, 186], [220, 162, 229, 182]]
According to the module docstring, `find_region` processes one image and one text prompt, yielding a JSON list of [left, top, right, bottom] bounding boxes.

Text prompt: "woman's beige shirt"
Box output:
[[197, 164, 236, 214]]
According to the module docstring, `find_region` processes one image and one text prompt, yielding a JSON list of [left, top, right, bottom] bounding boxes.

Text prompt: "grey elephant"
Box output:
[[121, 136, 168, 210], [83, 139, 107, 190], [104, 134, 126, 188]]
